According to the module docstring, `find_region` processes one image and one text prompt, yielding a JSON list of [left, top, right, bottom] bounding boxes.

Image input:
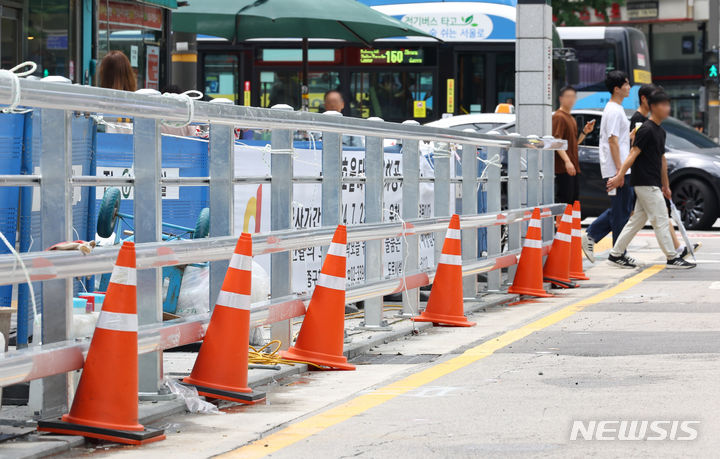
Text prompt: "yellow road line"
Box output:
[[220, 265, 665, 459]]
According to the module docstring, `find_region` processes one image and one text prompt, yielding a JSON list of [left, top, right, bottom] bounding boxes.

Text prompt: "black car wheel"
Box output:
[[673, 178, 718, 230]]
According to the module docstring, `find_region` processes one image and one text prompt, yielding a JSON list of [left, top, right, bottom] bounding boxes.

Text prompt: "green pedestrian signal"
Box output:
[[710, 65, 718, 78]]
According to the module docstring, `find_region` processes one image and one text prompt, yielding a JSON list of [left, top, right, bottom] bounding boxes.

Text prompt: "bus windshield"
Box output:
[[572, 44, 617, 92]]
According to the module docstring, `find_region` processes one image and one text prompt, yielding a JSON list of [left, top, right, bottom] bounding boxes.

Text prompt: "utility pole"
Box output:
[[515, 0, 553, 136], [707, 0, 719, 140]]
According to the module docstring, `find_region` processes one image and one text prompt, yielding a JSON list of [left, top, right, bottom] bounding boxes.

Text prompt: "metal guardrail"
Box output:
[[0, 77, 564, 416]]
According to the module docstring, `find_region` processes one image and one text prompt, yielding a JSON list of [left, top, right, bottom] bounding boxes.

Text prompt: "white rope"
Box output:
[[161, 91, 195, 128], [0, 61, 37, 114], [382, 207, 418, 324], [476, 152, 503, 192], [0, 230, 39, 344]]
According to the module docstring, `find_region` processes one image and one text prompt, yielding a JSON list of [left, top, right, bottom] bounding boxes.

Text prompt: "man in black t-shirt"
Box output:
[[629, 85, 690, 256], [629, 84, 655, 131], [605, 91, 696, 269]]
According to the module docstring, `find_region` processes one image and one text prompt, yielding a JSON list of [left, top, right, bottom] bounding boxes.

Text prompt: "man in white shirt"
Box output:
[[582, 70, 635, 262]]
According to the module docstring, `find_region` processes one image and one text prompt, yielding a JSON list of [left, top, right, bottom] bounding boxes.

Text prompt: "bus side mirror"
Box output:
[[566, 58, 579, 86]]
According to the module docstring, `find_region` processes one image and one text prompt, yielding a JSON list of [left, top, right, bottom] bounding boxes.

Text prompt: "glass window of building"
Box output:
[[27, 0, 78, 80], [97, 1, 165, 89], [1, 4, 22, 70]]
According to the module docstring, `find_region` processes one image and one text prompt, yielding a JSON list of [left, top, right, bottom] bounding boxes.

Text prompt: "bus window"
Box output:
[[628, 27, 652, 84], [350, 71, 434, 122], [571, 44, 617, 92], [259, 70, 340, 112], [205, 55, 239, 103], [457, 54, 486, 115]]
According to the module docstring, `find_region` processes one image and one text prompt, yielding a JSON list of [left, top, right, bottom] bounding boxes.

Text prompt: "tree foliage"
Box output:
[[552, 0, 625, 26]]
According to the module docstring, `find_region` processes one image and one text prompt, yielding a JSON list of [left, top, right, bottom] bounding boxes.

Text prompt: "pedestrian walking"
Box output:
[[630, 84, 699, 259], [606, 90, 696, 269], [552, 86, 595, 205], [582, 71, 634, 262]]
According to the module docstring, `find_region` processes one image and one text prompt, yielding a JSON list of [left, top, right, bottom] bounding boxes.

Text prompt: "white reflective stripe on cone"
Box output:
[[555, 232, 572, 243], [561, 214, 572, 223], [572, 211, 581, 219], [326, 242, 346, 257], [528, 219, 541, 228], [439, 253, 462, 266], [445, 228, 461, 240], [571, 229, 582, 237], [316, 273, 346, 291], [96, 311, 138, 332], [229, 253, 253, 272], [216, 290, 251, 310], [524, 238, 543, 249], [110, 265, 137, 286]]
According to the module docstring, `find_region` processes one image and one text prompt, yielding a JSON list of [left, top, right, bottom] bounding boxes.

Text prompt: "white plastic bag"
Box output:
[[163, 378, 222, 415], [172, 261, 271, 317]]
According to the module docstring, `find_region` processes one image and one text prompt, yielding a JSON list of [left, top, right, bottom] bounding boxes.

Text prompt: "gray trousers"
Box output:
[[610, 185, 676, 260]]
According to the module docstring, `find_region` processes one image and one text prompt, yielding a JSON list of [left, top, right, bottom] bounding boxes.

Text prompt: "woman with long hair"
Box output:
[[98, 50, 137, 92]]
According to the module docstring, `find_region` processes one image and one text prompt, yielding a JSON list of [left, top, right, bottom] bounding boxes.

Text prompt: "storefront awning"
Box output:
[[139, 0, 178, 9]]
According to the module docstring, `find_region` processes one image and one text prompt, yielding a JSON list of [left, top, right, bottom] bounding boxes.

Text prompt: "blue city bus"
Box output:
[[557, 26, 652, 110], [196, 1, 651, 120]]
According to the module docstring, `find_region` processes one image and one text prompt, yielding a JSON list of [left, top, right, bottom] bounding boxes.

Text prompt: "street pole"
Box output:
[[171, 32, 198, 92], [708, 0, 719, 140], [515, 0, 553, 137]]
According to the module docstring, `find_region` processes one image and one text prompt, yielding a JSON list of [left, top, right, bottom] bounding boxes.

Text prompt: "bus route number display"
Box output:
[[359, 48, 423, 65]]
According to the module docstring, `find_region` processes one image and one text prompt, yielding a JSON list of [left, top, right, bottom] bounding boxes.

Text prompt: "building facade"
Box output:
[[576, 0, 709, 125], [0, 0, 175, 89]]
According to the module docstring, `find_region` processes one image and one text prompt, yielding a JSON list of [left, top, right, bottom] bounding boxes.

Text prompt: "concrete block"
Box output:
[[516, 71, 550, 105], [515, 104, 552, 137], [516, 38, 550, 71], [516, 4, 552, 39]]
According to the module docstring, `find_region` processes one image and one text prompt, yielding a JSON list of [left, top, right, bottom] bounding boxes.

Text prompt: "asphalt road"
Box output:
[[80, 230, 720, 459]]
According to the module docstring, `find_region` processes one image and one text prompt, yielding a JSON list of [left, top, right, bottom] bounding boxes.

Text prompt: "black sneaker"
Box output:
[[667, 257, 696, 269], [677, 242, 702, 260], [608, 253, 637, 269]]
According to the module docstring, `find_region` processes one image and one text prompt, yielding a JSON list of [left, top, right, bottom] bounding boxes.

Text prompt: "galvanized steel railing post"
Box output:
[[133, 118, 163, 394], [485, 146, 503, 291], [541, 138, 556, 242], [270, 105, 294, 349], [507, 147, 523, 282], [321, 113, 343, 227], [209, 124, 235, 307], [527, 139, 541, 209], [39, 109, 73, 417], [433, 142, 451, 263], [400, 122, 420, 316], [360, 133, 388, 329], [461, 143, 478, 297]]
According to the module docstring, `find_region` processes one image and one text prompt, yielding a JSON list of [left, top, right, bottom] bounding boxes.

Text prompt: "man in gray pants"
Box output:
[[605, 91, 696, 269]]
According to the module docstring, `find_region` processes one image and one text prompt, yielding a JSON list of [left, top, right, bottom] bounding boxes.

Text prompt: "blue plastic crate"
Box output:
[[95, 133, 209, 233], [0, 113, 26, 307]]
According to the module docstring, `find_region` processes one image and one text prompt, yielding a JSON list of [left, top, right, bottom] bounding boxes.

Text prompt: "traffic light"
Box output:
[[704, 50, 719, 82]]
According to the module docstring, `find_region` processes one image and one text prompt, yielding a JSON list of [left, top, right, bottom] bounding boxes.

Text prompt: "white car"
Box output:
[[424, 114, 516, 134]]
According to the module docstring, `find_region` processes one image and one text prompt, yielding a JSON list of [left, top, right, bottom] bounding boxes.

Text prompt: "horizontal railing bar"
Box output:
[[0, 79, 566, 150], [0, 175, 41, 186], [0, 242, 549, 388], [0, 205, 563, 286]]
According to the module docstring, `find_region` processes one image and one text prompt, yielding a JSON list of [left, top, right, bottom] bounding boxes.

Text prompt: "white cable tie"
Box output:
[[1, 61, 38, 113], [0, 230, 39, 340]]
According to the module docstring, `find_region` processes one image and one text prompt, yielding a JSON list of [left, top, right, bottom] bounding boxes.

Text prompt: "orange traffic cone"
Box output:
[[281, 225, 355, 370], [38, 241, 165, 445], [413, 214, 475, 327], [543, 204, 578, 289], [508, 208, 552, 298], [569, 201, 590, 280], [182, 233, 266, 404]]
